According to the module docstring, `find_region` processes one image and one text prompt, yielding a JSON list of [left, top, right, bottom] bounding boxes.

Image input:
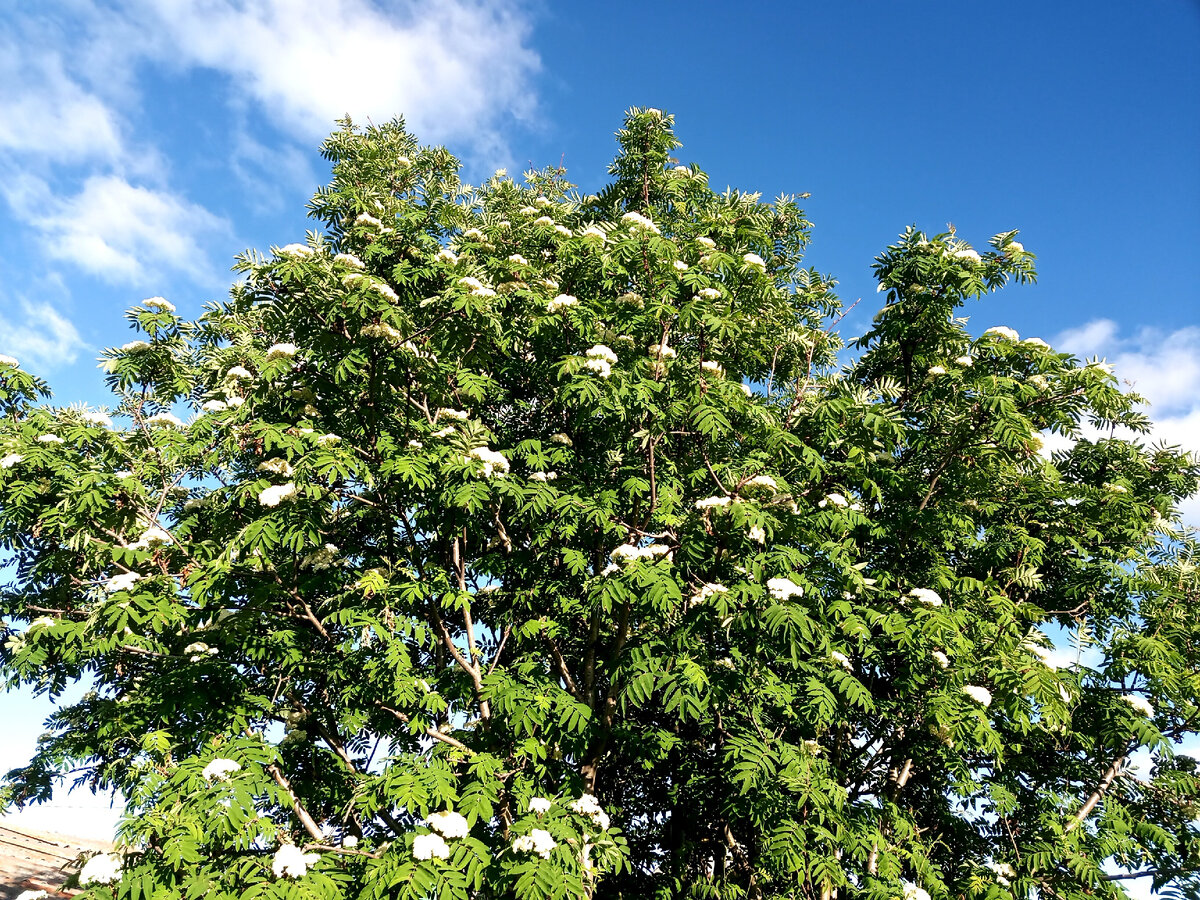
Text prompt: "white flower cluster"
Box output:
[[610, 543, 670, 566], [983, 326, 1020, 341], [259, 482, 298, 507], [548, 294, 578, 312], [508, 254, 529, 266], [533, 216, 555, 226], [767, 577, 803, 601], [581, 224, 606, 243], [121, 340, 151, 352], [701, 360, 725, 378], [258, 458, 294, 476], [279, 243, 314, 257], [743, 474, 777, 493], [79, 852, 123, 885], [528, 797, 553, 815], [437, 408, 470, 421], [202, 758, 241, 781], [334, 252, 365, 268], [105, 572, 141, 593], [0, 452, 24, 469], [987, 861, 1016, 886], [413, 832, 450, 861], [928, 365, 947, 376], [301, 544, 339, 570], [742, 253, 766, 270], [273, 843, 320, 879], [907, 588, 943, 607], [621, 211, 660, 234], [146, 412, 184, 428], [81, 409, 113, 427], [512, 829, 557, 859], [819, 493, 849, 509], [1122, 694, 1154, 717], [458, 276, 497, 298], [673, 260, 689, 272], [690, 582, 728, 606], [962, 685, 992, 707], [143, 296, 175, 312], [426, 810, 470, 839], [901, 881, 931, 900], [695, 495, 732, 510], [951, 247, 982, 264], [550, 433, 573, 446], [584, 344, 618, 378], [1023, 337, 1050, 349], [15, 890, 49, 900], [0, 354, 19, 367], [464, 446, 510, 478], [185, 641, 218, 661], [355, 212, 384, 228], [528, 471, 558, 482], [696, 237, 716, 250], [831, 651, 852, 670], [266, 343, 298, 360], [932, 650, 950, 669], [127, 526, 171, 551], [37, 434, 64, 444], [568, 793, 611, 830], [648, 343, 677, 360], [437, 247, 458, 264], [361, 322, 403, 342], [748, 524, 766, 544]]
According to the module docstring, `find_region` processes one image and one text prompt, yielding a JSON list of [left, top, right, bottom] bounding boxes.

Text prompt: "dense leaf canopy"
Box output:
[[2, 109, 1199, 900]]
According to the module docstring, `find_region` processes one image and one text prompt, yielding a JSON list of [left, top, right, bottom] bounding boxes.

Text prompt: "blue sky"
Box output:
[[1, 0, 1198, 840]]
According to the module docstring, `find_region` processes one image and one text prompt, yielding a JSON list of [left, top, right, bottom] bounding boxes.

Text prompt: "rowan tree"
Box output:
[[2, 108, 1199, 900]]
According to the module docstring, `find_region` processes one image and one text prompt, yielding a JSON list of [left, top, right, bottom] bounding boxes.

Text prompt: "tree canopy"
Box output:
[[2, 108, 1199, 900]]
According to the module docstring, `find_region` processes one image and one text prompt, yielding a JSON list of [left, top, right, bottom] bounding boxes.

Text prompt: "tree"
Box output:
[[2, 107, 1199, 900]]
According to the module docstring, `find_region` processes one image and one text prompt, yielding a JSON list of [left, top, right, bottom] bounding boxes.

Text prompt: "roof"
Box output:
[[0, 824, 112, 896]]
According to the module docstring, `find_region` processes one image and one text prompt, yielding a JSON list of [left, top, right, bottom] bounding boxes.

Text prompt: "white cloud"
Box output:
[[1049, 319, 1200, 525], [0, 38, 124, 164], [0, 298, 86, 370], [128, 0, 540, 161], [4, 173, 229, 285]]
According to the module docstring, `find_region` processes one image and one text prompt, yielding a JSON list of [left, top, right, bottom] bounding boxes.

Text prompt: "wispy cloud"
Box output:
[[127, 0, 541, 161], [0, 298, 86, 371], [4, 174, 229, 286], [1052, 319, 1200, 523]]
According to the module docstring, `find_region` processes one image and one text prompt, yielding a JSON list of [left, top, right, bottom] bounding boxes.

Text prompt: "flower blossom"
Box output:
[[37, 434, 64, 444], [266, 343, 298, 360], [983, 326, 1020, 341], [928, 365, 947, 376], [15, 890, 49, 900], [690, 582, 728, 606], [128, 526, 171, 551], [202, 400, 227, 412], [901, 881, 931, 900], [413, 832, 450, 861], [696, 236, 716, 249], [907, 588, 943, 607], [767, 578, 803, 601], [146, 412, 184, 428], [1122, 694, 1154, 717], [105, 572, 141, 593], [987, 861, 1016, 886], [334, 253, 365, 268], [820, 493, 849, 509], [465, 446, 510, 478], [528, 471, 557, 482], [202, 758, 241, 781], [361, 322, 403, 341], [342, 836, 359, 849], [831, 651, 852, 670], [0, 355, 19, 367], [436, 247, 458, 264], [273, 844, 320, 878], [648, 342, 676, 360], [121, 340, 151, 352], [550, 433, 573, 446], [697, 287, 721, 300], [79, 852, 123, 885], [512, 829, 557, 858], [548, 294, 578, 312], [185, 642, 217, 661], [259, 483, 298, 507], [258, 458, 294, 477], [696, 495, 731, 510], [955, 355, 974, 366], [932, 650, 950, 669], [673, 260, 689, 271], [355, 212, 383, 228], [226, 365, 252, 380], [426, 810, 470, 839], [568, 793, 611, 830], [279, 243, 313, 257], [81, 410, 113, 427], [743, 474, 777, 493], [952, 248, 982, 264], [581, 224, 606, 242], [621, 211, 660, 234], [701, 360, 725, 378], [438, 408, 469, 421], [962, 685, 992, 707], [1023, 337, 1050, 349], [300, 544, 339, 570], [143, 296, 175, 312], [742, 252, 766, 269], [528, 797, 553, 815]]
